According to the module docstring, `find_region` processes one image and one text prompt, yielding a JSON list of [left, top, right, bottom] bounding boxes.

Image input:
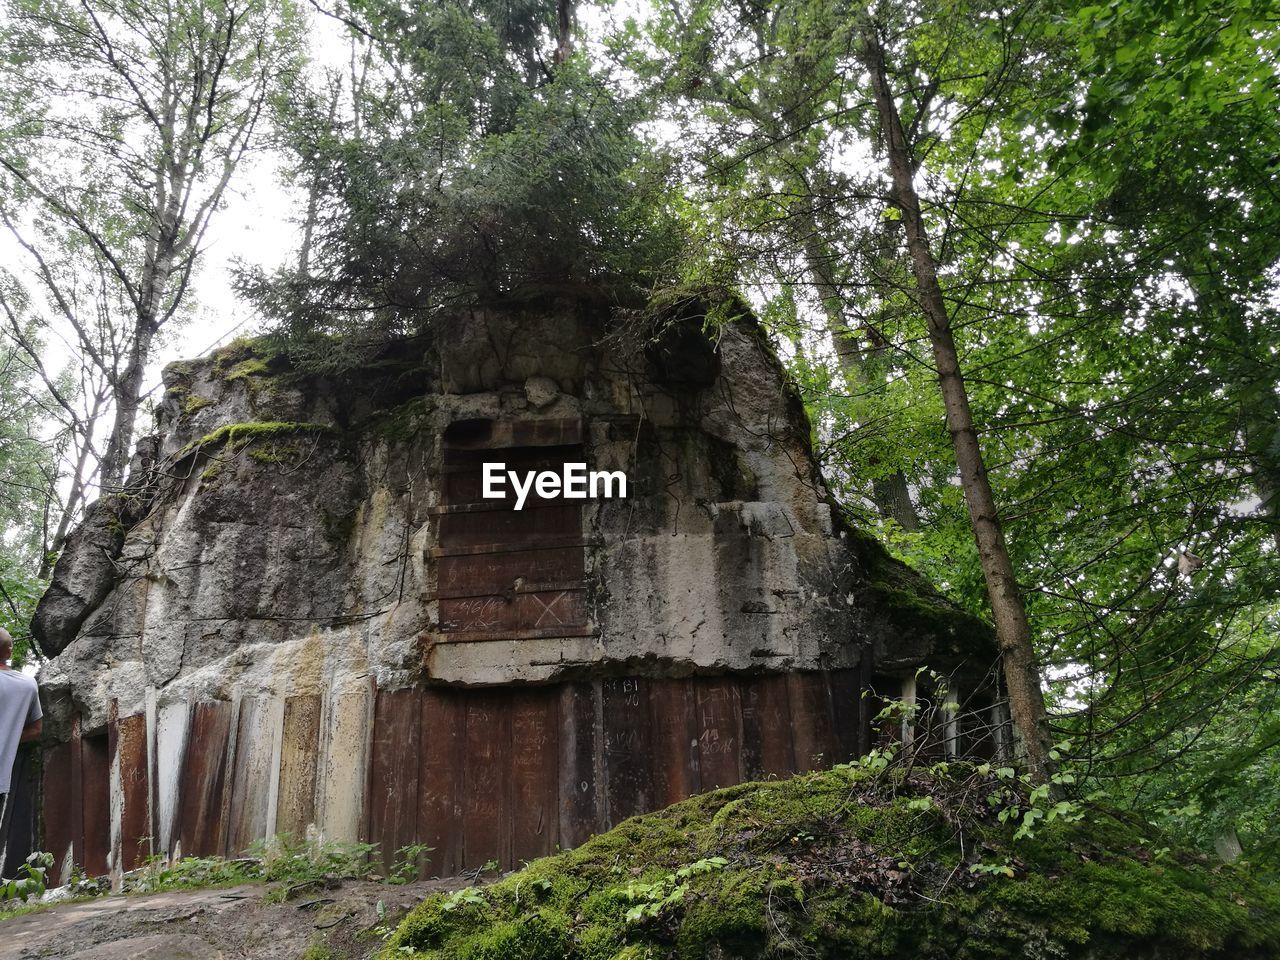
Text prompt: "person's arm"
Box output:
[[21, 686, 43, 744]]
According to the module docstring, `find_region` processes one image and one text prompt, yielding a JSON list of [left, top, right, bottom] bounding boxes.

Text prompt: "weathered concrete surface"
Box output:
[[35, 304, 988, 741], [30, 303, 996, 879]]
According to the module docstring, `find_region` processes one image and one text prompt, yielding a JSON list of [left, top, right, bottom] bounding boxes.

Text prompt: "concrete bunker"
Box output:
[[27, 302, 998, 883]]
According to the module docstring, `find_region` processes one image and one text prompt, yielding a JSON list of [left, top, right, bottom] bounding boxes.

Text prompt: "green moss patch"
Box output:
[[383, 766, 1280, 959], [224, 357, 270, 382], [181, 421, 334, 459], [210, 336, 282, 376], [182, 394, 212, 417]]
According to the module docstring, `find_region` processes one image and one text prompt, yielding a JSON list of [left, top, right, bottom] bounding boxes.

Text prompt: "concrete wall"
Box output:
[[34, 302, 994, 881]]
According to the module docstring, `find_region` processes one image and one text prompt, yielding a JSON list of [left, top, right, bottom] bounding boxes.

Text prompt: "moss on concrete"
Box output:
[[224, 357, 271, 382], [181, 421, 334, 459], [382, 766, 1280, 959], [865, 578, 992, 658], [210, 336, 281, 376], [182, 394, 212, 417], [362, 396, 433, 443]]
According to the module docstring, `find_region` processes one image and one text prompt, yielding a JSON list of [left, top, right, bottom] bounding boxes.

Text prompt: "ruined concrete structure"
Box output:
[[32, 302, 994, 883]]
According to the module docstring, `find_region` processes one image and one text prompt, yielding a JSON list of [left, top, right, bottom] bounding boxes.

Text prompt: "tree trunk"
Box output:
[[801, 216, 921, 531], [99, 322, 156, 491], [555, 0, 573, 65], [861, 26, 1051, 780]]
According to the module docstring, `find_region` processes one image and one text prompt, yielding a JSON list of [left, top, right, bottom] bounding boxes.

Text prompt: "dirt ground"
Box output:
[[0, 875, 473, 960]]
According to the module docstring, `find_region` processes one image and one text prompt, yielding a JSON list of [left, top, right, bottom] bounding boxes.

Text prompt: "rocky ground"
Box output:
[[0, 876, 470, 960]]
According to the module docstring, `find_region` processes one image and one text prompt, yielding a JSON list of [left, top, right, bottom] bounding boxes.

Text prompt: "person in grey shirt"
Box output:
[[0, 627, 41, 804]]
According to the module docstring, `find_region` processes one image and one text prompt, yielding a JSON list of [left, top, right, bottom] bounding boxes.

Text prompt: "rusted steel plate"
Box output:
[[81, 733, 111, 877], [317, 685, 372, 844], [69, 717, 85, 874], [442, 444, 586, 505], [69, 668, 870, 883], [462, 691, 509, 869], [557, 682, 599, 850], [828, 669, 862, 765], [41, 742, 75, 886], [788, 673, 836, 773], [276, 695, 322, 841], [695, 679, 743, 790], [177, 701, 232, 858], [419, 689, 464, 878], [438, 504, 583, 547], [740, 674, 794, 781], [153, 700, 192, 859], [437, 548, 586, 604], [432, 537, 592, 559], [443, 418, 582, 450], [226, 698, 278, 856], [443, 471, 580, 509], [437, 421, 590, 647], [509, 688, 558, 864], [433, 625, 599, 644], [112, 711, 151, 871], [439, 589, 588, 634], [649, 678, 699, 807], [368, 689, 422, 873], [602, 677, 652, 824]]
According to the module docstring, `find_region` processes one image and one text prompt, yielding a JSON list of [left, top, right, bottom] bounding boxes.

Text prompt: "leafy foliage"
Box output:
[[240, 0, 687, 366], [0, 338, 56, 662], [1, 851, 52, 903], [627, 0, 1280, 862]]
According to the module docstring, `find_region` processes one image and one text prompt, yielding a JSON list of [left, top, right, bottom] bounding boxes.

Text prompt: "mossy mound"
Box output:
[[383, 764, 1280, 959]]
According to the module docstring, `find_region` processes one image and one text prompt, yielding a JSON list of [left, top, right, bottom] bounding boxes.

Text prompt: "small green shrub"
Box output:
[[1, 852, 52, 903]]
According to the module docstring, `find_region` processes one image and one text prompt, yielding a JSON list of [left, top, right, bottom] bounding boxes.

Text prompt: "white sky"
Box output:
[[0, 9, 351, 413], [145, 148, 302, 383]]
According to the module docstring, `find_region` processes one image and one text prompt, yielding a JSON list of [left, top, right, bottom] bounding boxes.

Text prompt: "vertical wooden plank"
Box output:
[[70, 716, 85, 873], [113, 712, 151, 871], [601, 677, 652, 825], [419, 688, 464, 878], [41, 742, 75, 886], [317, 684, 372, 843], [462, 690, 509, 870], [649, 678, 699, 807], [276, 695, 322, 841], [226, 698, 284, 856], [510, 688, 558, 865], [788, 673, 836, 773], [740, 674, 794, 781], [695, 679, 743, 790], [81, 733, 112, 877], [144, 687, 157, 866], [828, 669, 862, 765], [360, 675, 379, 849], [153, 699, 192, 860], [368, 688, 422, 873], [177, 701, 232, 858], [557, 681, 599, 850]]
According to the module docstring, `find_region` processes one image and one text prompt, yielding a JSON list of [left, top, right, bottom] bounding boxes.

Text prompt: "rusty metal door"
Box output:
[[432, 418, 593, 641]]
